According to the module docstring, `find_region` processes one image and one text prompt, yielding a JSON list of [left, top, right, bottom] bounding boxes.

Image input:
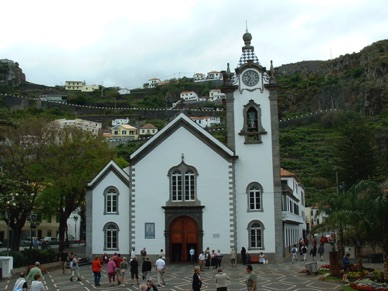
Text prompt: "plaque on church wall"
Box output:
[[145, 223, 155, 239]]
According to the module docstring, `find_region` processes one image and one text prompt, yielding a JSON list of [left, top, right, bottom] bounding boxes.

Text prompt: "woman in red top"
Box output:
[[91, 256, 102, 286]]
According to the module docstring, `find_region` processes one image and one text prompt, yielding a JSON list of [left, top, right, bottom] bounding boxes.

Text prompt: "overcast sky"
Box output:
[[1, 0, 387, 89]]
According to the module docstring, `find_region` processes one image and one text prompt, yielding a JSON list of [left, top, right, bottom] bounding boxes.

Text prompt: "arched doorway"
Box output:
[[169, 216, 198, 263]]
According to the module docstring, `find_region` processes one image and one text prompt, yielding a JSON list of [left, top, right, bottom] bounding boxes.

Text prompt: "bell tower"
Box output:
[[222, 30, 283, 262]]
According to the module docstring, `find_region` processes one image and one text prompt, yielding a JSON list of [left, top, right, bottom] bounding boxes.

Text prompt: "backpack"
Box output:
[[292, 247, 297, 253], [14, 278, 26, 291]]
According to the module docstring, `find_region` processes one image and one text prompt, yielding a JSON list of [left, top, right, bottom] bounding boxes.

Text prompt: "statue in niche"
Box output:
[[247, 109, 258, 130]]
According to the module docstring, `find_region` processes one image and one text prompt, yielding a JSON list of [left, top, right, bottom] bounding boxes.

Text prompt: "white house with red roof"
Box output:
[[180, 91, 199, 101]]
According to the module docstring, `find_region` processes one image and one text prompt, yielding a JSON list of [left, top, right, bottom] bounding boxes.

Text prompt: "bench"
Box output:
[[367, 254, 383, 263], [247, 253, 266, 264]]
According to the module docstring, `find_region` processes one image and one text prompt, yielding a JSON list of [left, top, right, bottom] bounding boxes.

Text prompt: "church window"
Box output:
[[104, 187, 119, 214], [249, 221, 263, 249], [171, 170, 182, 201], [169, 163, 197, 202], [247, 182, 263, 211], [103, 222, 119, 250]]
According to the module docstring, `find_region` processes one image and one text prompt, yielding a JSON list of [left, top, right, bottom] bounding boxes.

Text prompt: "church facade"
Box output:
[[86, 31, 304, 263]]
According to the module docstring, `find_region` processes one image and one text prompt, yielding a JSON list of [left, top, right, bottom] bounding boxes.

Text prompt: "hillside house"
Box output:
[[112, 118, 129, 126], [193, 73, 206, 82], [209, 89, 226, 101], [207, 71, 223, 80], [54, 118, 102, 136], [110, 124, 138, 140], [180, 91, 199, 102], [190, 116, 221, 128], [139, 123, 158, 136]]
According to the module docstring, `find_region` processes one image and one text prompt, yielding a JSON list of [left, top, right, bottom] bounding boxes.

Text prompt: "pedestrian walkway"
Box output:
[[2, 259, 343, 290]]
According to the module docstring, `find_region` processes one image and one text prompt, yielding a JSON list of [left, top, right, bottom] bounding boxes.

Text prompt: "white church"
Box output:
[[85, 30, 306, 263]]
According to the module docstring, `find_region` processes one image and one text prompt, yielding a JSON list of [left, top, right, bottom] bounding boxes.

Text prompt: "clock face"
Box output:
[[242, 70, 260, 87]]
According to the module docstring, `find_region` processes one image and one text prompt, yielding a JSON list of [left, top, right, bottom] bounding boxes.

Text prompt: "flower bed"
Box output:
[[318, 264, 330, 271], [349, 279, 388, 291]]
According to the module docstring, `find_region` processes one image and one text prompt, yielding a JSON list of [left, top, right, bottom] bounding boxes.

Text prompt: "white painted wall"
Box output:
[[132, 126, 232, 255], [91, 170, 130, 256]]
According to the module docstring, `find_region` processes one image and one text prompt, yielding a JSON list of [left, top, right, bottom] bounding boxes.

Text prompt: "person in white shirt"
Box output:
[[215, 267, 230, 291], [198, 251, 206, 270], [155, 256, 166, 286], [189, 247, 195, 263], [13, 272, 28, 291], [30, 274, 45, 291]]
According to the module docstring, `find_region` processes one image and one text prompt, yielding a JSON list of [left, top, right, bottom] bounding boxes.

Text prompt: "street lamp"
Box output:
[[73, 215, 78, 241], [28, 212, 38, 264]]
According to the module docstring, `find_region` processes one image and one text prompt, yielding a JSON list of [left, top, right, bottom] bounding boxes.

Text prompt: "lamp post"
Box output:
[[6, 212, 10, 256], [28, 213, 37, 264], [73, 215, 78, 242]]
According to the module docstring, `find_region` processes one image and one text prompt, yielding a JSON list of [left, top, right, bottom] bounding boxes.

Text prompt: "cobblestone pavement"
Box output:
[[2, 259, 345, 291]]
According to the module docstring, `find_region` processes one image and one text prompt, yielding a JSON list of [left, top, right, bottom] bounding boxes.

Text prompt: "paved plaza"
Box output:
[[1, 244, 383, 291], [2, 259, 344, 291]]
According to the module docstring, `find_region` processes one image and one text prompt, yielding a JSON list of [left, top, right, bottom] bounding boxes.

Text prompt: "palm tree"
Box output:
[[351, 180, 388, 280]]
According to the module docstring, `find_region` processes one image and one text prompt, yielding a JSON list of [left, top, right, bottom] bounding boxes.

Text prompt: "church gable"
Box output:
[[130, 113, 236, 165], [87, 160, 129, 190]]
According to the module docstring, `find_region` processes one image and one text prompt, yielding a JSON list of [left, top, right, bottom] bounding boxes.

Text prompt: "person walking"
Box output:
[[245, 264, 257, 291], [60, 250, 69, 275], [189, 247, 195, 263], [318, 244, 325, 261], [130, 256, 140, 286], [107, 257, 116, 287], [92, 256, 102, 286], [192, 266, 203, 291], [30, 274, 45, 291], [142, 257, 152, 281], [310, 245, 317, 261], [230, 248, 237, 267], [205, 247, 211, 269], [140, 247, 147, 262], [241, 247, 247, 265], [13, 272, 28, 291], [120, 257, 129, 286], [216, 249, 223, 268], [301, 244, 308, 262], [155, 255, 166, 287], [26, 262, 43, 283], [341, 253, 351, 283], [70, 254, 81, 281], [113, 253, 123, 285], [215, 267, 230, 291], [291, 245, 298, 263], [198, 251, 206, 271]]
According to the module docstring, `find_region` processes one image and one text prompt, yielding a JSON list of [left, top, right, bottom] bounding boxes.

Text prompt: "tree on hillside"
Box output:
[[351, 180, 388, 280], [0, 117, 52, 250], [38, 124, 111, 253], [0, 171, 38, 251], [333, 113, 379, 189]]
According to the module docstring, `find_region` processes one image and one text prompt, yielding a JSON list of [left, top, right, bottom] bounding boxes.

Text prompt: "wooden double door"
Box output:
[[169, 216, 198, 263]]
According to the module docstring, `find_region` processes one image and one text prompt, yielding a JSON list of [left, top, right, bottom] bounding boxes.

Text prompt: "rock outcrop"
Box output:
[[0, 59, 26, 86]]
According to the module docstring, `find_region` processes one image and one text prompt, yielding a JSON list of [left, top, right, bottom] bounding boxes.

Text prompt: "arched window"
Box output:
[[249, 221, 264, 249], [247, 182, 263, 211], [171, 170, 182, 201], [104, 187, 119, 214], [103, 222, 119, 250], [169, 163, 197, 202]]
